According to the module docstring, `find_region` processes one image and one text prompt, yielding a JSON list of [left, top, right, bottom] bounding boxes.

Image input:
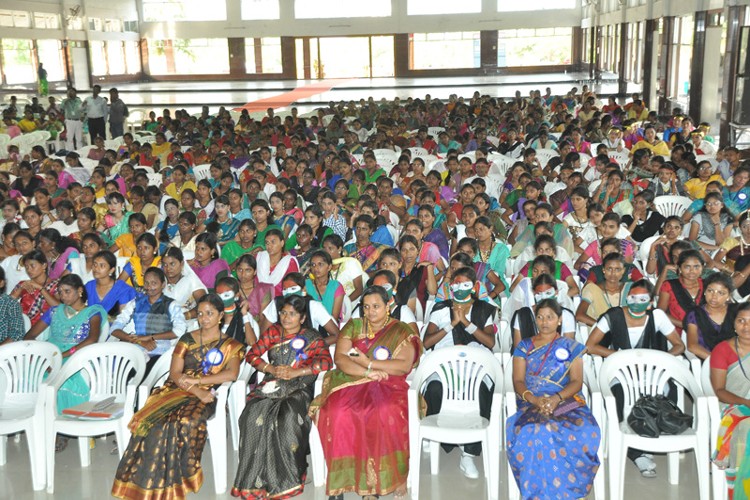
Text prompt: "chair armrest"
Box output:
[[214, 381, 231, 408], [504, 380, 517, 417], [693, 394, 710, 433], [489, 381, 504, 425], [35, 381, 49, 415], [122, 382, 138, 422], [44, 383, 57, 421]]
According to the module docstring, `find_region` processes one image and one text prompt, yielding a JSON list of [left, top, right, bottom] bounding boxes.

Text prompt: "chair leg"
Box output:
[[46, 428, 56, 494], [594, 446, 605, 500], [712, 463, 728, 500], [26, 428, 45, 491], [507, 455, 519, 500], [208, 418, 227, 494], [309, 423, 326, 488], [695, 441, 711, 500], [608, 443, 624, 500], [429, 441, 440, 475], [480, 437, 493, 500], [667, 452, 680, 485], [0, 435, 6, 465], [114, 425, 128, 459], [488, 433, 501, 500], [409, 436, 421, 500], [78, 437, 90, 467], [229, 399, 240, 451]]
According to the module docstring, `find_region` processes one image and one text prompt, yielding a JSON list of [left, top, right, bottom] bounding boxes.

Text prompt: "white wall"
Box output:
[[138, 0, 583, 40]]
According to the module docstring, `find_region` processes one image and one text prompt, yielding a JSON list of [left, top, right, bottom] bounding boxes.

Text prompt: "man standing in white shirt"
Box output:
[[82, 84, 107, 142], [60, 88, 83, 150]]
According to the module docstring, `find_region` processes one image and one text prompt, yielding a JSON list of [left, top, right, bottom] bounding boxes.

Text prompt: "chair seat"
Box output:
[[619, 420, 699, 450], [420, 413, 488, 432], [0, 401, 36, 421]]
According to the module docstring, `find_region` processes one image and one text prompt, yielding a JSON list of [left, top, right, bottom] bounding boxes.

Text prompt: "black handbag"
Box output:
[[627, 394, 693, 438]]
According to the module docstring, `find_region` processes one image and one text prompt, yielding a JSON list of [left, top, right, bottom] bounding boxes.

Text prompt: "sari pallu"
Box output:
[[232, 327, 331, 499], [112, 333, 244, 500], [507, 336, 600, 499], [344, 242, 385, 274], [713, 352, 750, 500], [309, 319, 423, 497]]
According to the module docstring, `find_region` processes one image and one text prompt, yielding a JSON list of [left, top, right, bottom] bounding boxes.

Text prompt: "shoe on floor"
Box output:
[[459, 453, 479, 479], [634, 455, 657, 478]]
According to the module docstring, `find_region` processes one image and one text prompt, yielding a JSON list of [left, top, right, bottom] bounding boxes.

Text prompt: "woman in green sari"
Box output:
[[711, 302, 750, 499], [99, 192, 133, 247], [25, 273, 107, 450], [310, 286, 422, 500]]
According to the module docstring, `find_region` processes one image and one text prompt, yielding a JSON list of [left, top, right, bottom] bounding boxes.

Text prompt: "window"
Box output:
[[37, 39, 66, 81], [107, 41, 126, 74], [2, 39, 35, 84], [244, 37, 283, 74], [34, 13, 60, 29], [498, 0, 576, 11], [124, 20, 138, 32], [410, 32, 480, 70], [0, 10, 31, 28], [294, 0, 390, 19], [88, 18, 102, 31], [124, 41, 141, 74], [407, 0, 481, 15], [142, 0, 226, 22], [670, 15, 694, 102], [497, 28, 572, 67], [67, 16, 83, 30], [89, 40, 108, 75], [241, 0, 280, 20], [148, 39, 230, 75], [104, 19, 122, 32], [624, 22, 645, 83]]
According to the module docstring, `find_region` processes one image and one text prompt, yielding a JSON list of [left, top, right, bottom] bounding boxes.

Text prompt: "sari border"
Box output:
[[111, 469, 203, 500]]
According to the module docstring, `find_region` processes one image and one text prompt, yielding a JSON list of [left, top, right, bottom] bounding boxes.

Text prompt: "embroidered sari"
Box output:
[[232, 326, 333, 499], [713, 346, 750, 500], [48, 247, 79, 281], [14, 278, 59, 325], [102, 211, 133, 247], [507, 336, 600, 499], [344, 241, 385, 274], [473, 241, 510, 298], [309, 319, 422, 497], [112, 333, 244, 500]]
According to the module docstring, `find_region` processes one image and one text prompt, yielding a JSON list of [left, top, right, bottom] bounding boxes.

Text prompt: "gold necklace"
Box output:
[[479, 241, 494, 263], [366, 316, 389, 340]]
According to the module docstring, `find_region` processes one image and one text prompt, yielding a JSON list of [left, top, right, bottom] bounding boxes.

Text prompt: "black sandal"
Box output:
[[55, 436, 68, 453], [328, 495, 343, 500]]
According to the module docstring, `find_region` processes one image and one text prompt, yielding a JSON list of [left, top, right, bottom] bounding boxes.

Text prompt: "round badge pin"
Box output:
[[373, 346, 392, 361], [554, 348, 570, 362]]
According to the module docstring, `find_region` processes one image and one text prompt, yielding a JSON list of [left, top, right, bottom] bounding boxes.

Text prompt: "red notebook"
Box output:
[[62, 399, 124, 419]]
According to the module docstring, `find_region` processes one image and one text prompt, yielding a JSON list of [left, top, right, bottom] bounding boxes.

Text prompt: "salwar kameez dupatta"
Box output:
[[232, 327, 333, 499], [309, 319, 423, 497], [713, 353, 750, 500], [112, 333, 244, 500], [506, 336, 600, 500]]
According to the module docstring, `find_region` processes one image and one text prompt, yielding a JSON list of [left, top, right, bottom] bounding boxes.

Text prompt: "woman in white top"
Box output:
[[511, 274, 575, 349], [585, 279, 685, 478], [0, 230, 33, 293], [161, 246, 207, 332]]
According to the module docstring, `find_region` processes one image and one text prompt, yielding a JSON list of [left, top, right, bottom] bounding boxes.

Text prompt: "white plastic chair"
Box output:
[[503, 355, 605, 500], [408, 346, 503, 500], [598, 349, 710, 500], [701, 357, 727, 500], [45, 343, 146, 493], [534, 148, 559, 168], [408, 147, 428, 158], [428, 127, 445, 138], [654, 195, 692, 218], [138, 346, 233, 494], [228, 359, 255, 451], [193, 163, 212, 182], [608, 150, 630, 167], [0, 341, 62, 491]]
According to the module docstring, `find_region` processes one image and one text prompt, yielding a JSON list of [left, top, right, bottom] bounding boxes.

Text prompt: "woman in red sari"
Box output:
[[310, 286, 422, 500]]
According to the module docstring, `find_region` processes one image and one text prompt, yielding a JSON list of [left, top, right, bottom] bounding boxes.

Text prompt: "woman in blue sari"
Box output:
[[25, 273, 107, 449], [305, 249, 345, 322], [507, 298, 600, 499]]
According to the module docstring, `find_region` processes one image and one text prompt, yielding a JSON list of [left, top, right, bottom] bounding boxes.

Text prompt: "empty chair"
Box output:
[[599, 349, 710, 500], [0, 341, 62, 491], [408, 346, 503, 500], [45, 342, 146, 493]]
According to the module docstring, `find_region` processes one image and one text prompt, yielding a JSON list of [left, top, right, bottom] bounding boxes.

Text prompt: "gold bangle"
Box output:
[[521, 390, 532, 402]]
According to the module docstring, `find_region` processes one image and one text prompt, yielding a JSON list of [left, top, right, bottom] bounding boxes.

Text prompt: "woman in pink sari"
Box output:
[[38, 228, 80, 281], [309, 285, 422, 500]]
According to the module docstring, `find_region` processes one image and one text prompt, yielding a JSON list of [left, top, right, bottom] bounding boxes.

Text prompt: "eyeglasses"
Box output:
[[706, 201, 722, 207]]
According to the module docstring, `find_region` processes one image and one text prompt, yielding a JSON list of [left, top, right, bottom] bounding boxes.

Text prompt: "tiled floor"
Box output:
[[0, 431, 712, 499]]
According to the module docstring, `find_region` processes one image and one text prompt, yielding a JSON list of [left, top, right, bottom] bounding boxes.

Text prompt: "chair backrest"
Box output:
[[428, 127, 445, 138], [598, 348, 702, 418], [193, 163, 212, 181], [52, 343, 147, 402], [408, 147, 428, 158], [701, 356, 715, 397], [412, 346, 502, 415], [0, 341, 62, 403], [534, 149, 559, 168], [653, 195, 692, 218], [141, 346, 176, 393]]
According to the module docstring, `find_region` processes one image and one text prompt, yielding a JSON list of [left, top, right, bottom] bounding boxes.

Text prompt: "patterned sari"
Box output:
[[232, 326, 333, 499], [713, 348, 750, 500], [344, 241, 385, 274], [112, 333, 244, 500], [309, 319, 422, 497], [507, 336, 600, 499], [14, 278, 59, 325]]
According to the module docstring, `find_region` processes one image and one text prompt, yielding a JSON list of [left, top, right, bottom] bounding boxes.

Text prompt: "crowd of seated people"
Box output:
[[2, 84, 750, 500]]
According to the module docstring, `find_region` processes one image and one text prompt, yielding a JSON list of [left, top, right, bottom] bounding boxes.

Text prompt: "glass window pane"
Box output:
[[147, 40, 169, 75], [260, 37, 282, 73], [142, 0, 226, 22], [497, 29, 572, 67], [410, 32, 480, 70], [318, 37, 371, 78], [498, 0, 575, 11], [371, 35, 394, 77], [244, 38, 258, 73], [124, 41, 140, 74], [90, 40, 107, 75], [37, 39, 65, 81], [13, 12, 30, 28], [107, 41, 126, 75], [241, 0, 279, 20], [2, 39, 35, 84], [34, 13, 60, 29], [294, 0, 390, 19], [408, 0, 481, 15], [172, 39, 230, 74], [0, 11, 13, 28]]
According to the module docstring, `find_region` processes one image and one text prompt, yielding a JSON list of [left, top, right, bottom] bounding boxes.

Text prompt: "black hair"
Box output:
[[195, 232, 219, 260], [144, 266, 166, 284], [361, 285, 389, 305], [93, 250, 117, 278], [162, 246, 185, 263], [59, 273, 87, 302]]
